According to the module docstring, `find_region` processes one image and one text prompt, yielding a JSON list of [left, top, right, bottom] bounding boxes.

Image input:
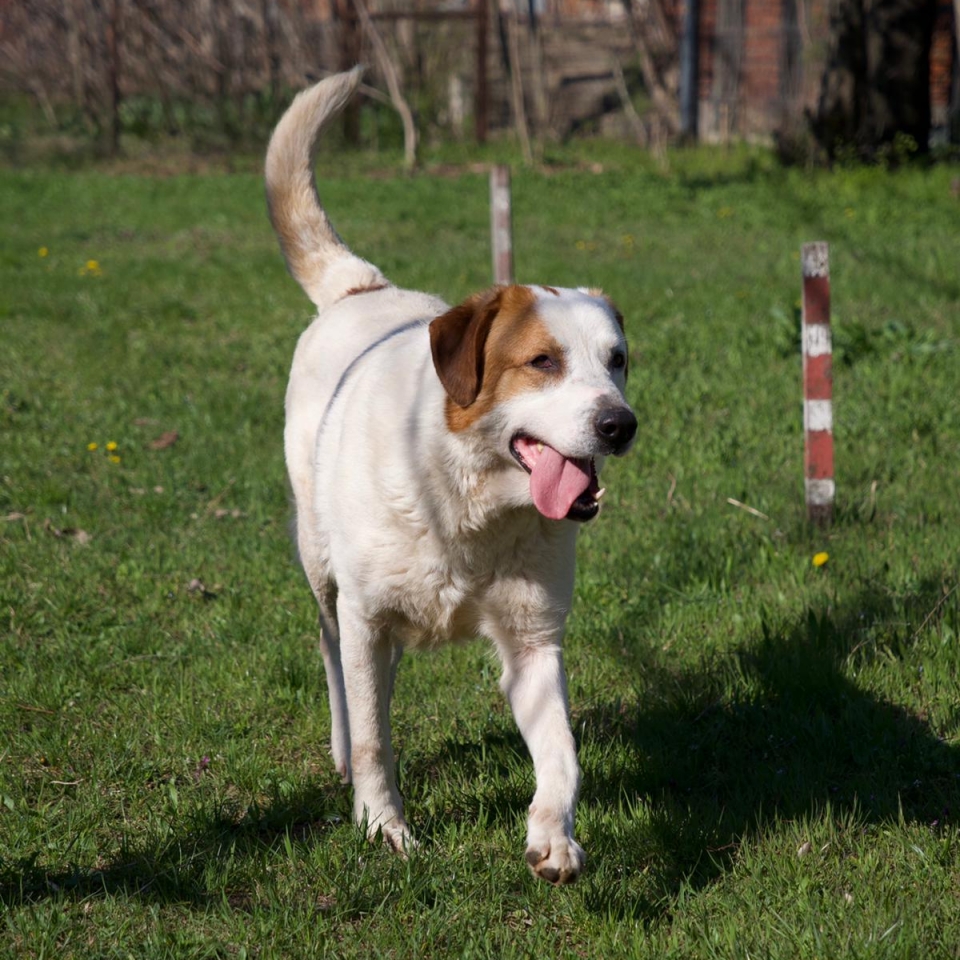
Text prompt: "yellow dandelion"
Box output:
[[87, 442, 98, 452], [38, 246, 49, 258], [80, 259, 102, 277], [108, 455, 121, 464], [105, 441, 118, 452], [812, 551, 829, 568], [576, 240, 587, 251]]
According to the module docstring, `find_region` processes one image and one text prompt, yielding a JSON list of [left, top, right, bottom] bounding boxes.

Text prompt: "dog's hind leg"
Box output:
[[296, 519, 352, 783], [336, 595, 411, 852], [317, 595, 351, 784]]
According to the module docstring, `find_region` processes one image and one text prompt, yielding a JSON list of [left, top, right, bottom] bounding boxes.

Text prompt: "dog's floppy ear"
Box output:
[[429, 288, 503, 407]]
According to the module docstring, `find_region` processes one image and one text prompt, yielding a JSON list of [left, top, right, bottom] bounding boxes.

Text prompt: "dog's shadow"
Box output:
[[408, 575, 960, 919], [5, 579, 956, 920], [580, 576, 959, 918], [0, 781, 353, 908]]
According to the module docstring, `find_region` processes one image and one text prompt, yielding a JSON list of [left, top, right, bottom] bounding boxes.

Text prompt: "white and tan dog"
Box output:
[[265, 68, 636, 885]]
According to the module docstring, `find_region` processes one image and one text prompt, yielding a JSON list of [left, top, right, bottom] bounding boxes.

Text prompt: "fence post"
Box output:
[[490, 165, 514, 285], [475, 0, 488, 144], [105, 0, 122, 155], [802, 242, 834, 525]]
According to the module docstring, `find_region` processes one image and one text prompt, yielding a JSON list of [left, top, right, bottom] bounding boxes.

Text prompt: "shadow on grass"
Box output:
[[4, 577, 957, 923], [0, 781, 348, 908], [388, 571, 960, 921], [577, 574, 960, 920], [369, 573, 960, 924]]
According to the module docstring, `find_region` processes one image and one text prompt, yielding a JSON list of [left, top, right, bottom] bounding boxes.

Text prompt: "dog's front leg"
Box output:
[[499, 641, 584, 884], [336, 598, 411, 852]]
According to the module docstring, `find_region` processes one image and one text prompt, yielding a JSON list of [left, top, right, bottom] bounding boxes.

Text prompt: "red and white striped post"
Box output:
[[490, 164, 514, 285], [801, 242, 834, 525]]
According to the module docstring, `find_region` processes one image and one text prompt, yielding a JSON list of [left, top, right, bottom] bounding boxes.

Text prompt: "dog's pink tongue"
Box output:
[[529, 445, 592, 520]]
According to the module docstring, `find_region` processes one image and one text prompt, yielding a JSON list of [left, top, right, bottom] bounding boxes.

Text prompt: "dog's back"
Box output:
[[266, 69, 448, 570]]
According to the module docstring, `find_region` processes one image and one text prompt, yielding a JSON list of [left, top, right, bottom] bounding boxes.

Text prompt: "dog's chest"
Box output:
[[368, 513, 566, 649]]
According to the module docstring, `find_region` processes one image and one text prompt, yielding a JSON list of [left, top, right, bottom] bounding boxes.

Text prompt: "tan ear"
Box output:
[[429, 288, 503, 407]]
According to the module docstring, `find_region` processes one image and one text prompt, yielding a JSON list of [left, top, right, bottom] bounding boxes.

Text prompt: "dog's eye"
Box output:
[[611, 351, 627, 370], [529, 355, 557, 371]]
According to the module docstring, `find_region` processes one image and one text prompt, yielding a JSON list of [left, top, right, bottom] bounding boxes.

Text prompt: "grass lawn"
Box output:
[[2, 142, 959, 958]]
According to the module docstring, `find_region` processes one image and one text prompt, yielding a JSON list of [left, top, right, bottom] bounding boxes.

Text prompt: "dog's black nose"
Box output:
[[595, 406, 637, 452]]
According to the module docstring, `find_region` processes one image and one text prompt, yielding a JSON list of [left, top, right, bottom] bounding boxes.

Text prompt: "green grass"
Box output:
[[2, 145, 959, 958]]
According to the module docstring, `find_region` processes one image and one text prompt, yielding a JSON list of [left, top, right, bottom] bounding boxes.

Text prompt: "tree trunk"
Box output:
[[712, 0, 744, 140], [812, 0, 938, 161], [262, 0, 281, 104], [351, 0, 419, 171], [105, 0, 122, 155], [505, 2, 533, 165], [953, 0, 960, 141], [623, 0, 681, 136], [334, 0, 362, 146]]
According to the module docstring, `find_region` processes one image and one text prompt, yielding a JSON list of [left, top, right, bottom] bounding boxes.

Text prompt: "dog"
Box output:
[[265, 68, 636, 885]]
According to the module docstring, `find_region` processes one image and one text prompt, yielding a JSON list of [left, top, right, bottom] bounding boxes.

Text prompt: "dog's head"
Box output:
[[429, 284, 636, 522]]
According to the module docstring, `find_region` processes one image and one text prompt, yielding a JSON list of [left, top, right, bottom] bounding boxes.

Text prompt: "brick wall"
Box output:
[[694, 0, 956, 143], [931, 1, 957, 125]]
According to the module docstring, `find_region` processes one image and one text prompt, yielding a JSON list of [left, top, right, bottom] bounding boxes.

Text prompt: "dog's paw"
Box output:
[[376, 820, 417, 857], [524, 836, 585, 885]]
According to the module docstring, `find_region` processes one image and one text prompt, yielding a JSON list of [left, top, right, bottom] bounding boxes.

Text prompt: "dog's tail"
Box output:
[[265, 67, 387, 311]]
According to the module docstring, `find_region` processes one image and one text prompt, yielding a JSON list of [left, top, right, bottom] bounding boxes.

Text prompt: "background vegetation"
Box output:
[[2, 143, 959, 956]]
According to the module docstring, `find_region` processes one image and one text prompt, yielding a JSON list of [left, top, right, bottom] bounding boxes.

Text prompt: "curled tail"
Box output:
[[265, 67, 387, 310]]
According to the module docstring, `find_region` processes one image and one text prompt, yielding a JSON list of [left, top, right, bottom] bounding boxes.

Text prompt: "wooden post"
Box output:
[[476, 0, 488, 144], [802, 242, 834, 525], [105, 0, 122, 155], [262, 0, 281, 104], [336, 0, 362, 145], [490, 165, 513, 284]]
